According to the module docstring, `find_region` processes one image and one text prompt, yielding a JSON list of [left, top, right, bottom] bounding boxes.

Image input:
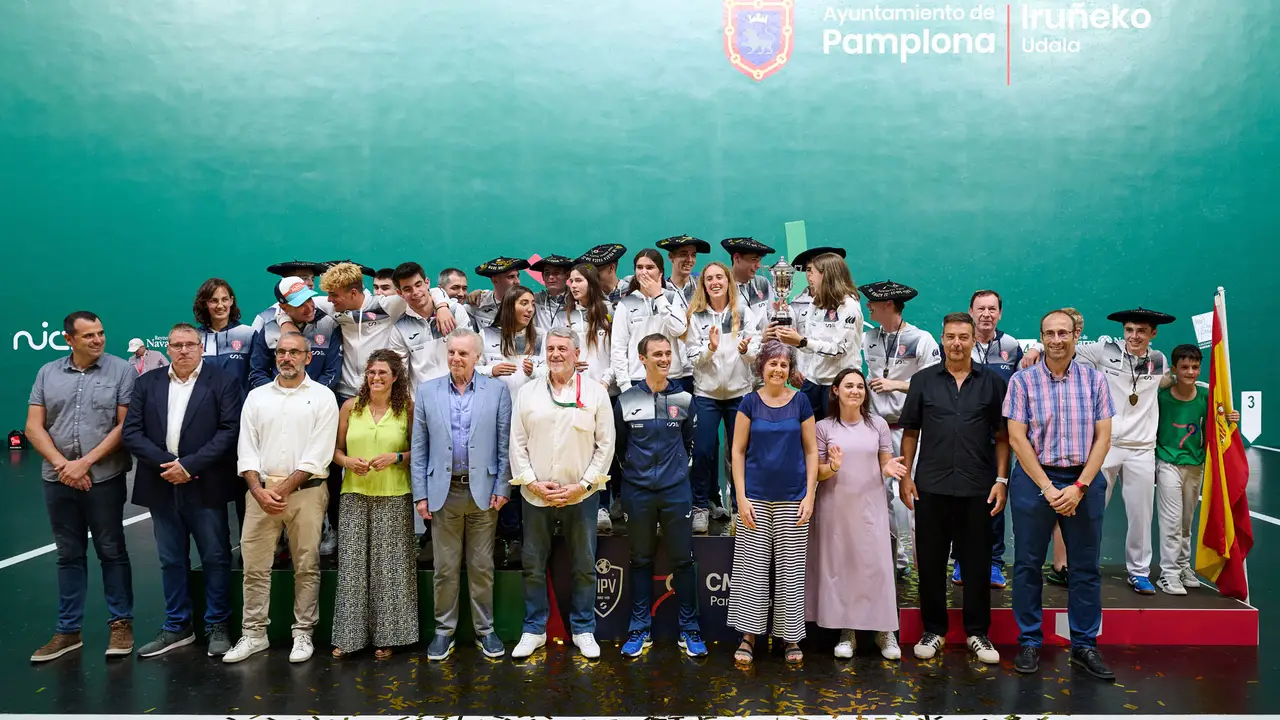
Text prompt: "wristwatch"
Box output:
[[579, 479, 593, 492], [1073, 480, 1089, 492], [396, 452, 403, 465], [799, 337, 808, 348], [995, 476, 1008, 485]]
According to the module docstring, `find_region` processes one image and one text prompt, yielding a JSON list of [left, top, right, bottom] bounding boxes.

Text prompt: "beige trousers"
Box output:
[[240, 477, 329, 638]]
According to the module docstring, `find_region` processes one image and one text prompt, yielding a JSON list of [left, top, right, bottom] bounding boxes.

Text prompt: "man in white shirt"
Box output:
[[861, 280, 942, 578], [223, 332, 339, 665], [122, 323, 243, 659], [321, 261, 459, 405], [508, 327, 615, 661], [389, 262, 473, 397], [468, 257, 529, 329], [721, 236, 776, 311], [1070, 307, 1174, 595], [530, 255, 575, 331]]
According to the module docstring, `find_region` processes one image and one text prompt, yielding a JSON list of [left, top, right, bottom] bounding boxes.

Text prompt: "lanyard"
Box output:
[[880, 327, 900, 378], [547, 373, 584, 409], [976, 336, 998, 366]]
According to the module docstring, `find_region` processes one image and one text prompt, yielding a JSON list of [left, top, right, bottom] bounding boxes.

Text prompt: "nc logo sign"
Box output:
[[12, 322, 69, 352]]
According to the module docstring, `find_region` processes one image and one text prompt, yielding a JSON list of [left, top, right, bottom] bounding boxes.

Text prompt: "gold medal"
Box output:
[[1129, 392, 1139, 406]]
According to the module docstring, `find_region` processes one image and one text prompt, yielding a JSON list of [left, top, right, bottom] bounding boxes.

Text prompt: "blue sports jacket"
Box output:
[[613, 379, 696, 491]]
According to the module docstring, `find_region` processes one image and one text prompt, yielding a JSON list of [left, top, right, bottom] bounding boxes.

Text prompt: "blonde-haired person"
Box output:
[[766, 251, 864, 423], [684, 261, 763, 531], [728, 340, 818, 666], [330, 349, 418, 659]]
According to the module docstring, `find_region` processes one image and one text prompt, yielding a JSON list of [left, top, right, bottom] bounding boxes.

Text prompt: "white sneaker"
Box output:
[[597, 509, 613, 535], [221, 635, 269, 663], [1180, 567, 1202, 589], [572, 632, 601, 659], [877, 631, 901, 660], [914, 632, 944, 660], [1158, 575, 1188, 596], [511, 632, 546, 659], [966, 635, 999, 664], [833, 629, 855, 658], [318, 519, 337, 555], [289, 634, 314, 663]]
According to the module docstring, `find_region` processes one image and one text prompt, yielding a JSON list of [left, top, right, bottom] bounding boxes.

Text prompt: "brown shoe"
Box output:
[[31, 632, 83, 663], [106, 619, 133, 657]]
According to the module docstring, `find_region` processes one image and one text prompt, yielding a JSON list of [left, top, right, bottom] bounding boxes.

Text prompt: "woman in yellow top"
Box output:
[[331, 349, 418, 659]]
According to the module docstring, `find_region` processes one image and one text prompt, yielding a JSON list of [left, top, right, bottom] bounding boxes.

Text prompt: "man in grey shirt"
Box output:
[[26, 311, 136, 663]]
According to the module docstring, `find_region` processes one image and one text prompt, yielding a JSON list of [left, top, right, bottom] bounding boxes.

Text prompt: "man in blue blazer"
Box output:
[[411, 327, 511, 661], [122, 323, 242, 659]]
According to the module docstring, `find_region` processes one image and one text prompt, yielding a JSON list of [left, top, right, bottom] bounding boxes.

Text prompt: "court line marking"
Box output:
[[1252, 444, 1280, 453], [1250, 510, 1280, 527], [0, 512, 151, 570]]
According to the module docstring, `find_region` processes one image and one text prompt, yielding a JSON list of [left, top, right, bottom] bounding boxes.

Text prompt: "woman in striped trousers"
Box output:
[[728, 340, 819, 665]]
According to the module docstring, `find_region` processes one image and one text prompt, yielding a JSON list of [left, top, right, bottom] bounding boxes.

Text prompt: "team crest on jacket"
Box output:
[[1000, 350, 1008, 360], [724, 0, 793, 81], [365, 311, 378, 321], [231, 340, 242, 351], [898, 344, 907, 356], [668, 405, 680, 419], [315, 334, 325, 346]]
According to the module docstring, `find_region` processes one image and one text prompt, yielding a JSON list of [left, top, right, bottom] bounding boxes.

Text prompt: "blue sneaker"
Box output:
[[1128, 575, 1156, 595], [951, 562, 962, 585], [989, 563, 1007, 589], [679, 631, 708, 658], [621, 630, 651, 657]]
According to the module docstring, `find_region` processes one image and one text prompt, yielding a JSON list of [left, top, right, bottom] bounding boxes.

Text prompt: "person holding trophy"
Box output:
[[764, 250, 865, 422]]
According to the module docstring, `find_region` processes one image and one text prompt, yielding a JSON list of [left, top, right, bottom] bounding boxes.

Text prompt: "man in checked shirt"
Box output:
[[1004, 309, 1115, 682]]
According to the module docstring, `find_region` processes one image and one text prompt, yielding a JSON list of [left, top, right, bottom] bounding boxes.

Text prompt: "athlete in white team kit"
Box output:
[[1067, 307, 1174, 595], [860, 280, 941, 577]]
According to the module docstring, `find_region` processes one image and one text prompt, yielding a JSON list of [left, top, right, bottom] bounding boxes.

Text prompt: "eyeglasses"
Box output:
[[275, 349, 307, 358], [168, 342, 201, 352]]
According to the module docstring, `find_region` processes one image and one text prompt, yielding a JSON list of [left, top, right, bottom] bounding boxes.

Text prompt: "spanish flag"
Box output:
[[1195, 293, 1253, 600]]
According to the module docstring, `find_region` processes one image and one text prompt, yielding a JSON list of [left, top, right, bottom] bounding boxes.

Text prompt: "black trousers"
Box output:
[[916, 490, 993, 637]]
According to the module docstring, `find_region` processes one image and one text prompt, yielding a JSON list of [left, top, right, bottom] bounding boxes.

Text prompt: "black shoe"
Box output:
[[1046, 565, 1069, 586], [1013, 645, 1039, 674], [1070, 646, 1115, 681]]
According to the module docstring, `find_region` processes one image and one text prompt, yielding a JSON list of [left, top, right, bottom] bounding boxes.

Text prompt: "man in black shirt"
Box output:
[[899, 312, 1010, 664]]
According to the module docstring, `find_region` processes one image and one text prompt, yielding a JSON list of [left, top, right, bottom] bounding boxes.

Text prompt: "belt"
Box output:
[[1044, 465, 1086, 475], [451, 474, 469, 485]]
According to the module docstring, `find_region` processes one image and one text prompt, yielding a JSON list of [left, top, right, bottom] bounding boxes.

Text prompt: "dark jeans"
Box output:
[[917, 491, 992, 637], [43, 473, 133, 633], [521, 492, 599, 635], [151, 494, 232, 632], [799, 380, 830, 422], [691, 395, 741, 511], [1011, 464, 1106, 649], [622, 481, 699, 633]]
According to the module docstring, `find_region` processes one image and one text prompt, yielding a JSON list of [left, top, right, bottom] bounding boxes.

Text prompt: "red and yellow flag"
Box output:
[[1195, 299, 1253, 600]]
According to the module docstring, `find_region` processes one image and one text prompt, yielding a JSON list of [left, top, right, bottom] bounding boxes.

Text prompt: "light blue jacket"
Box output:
[[410, 371, 512, 513]]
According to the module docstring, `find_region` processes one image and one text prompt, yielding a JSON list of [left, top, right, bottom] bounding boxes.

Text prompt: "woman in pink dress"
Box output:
[[807, 367, 908, 660]]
